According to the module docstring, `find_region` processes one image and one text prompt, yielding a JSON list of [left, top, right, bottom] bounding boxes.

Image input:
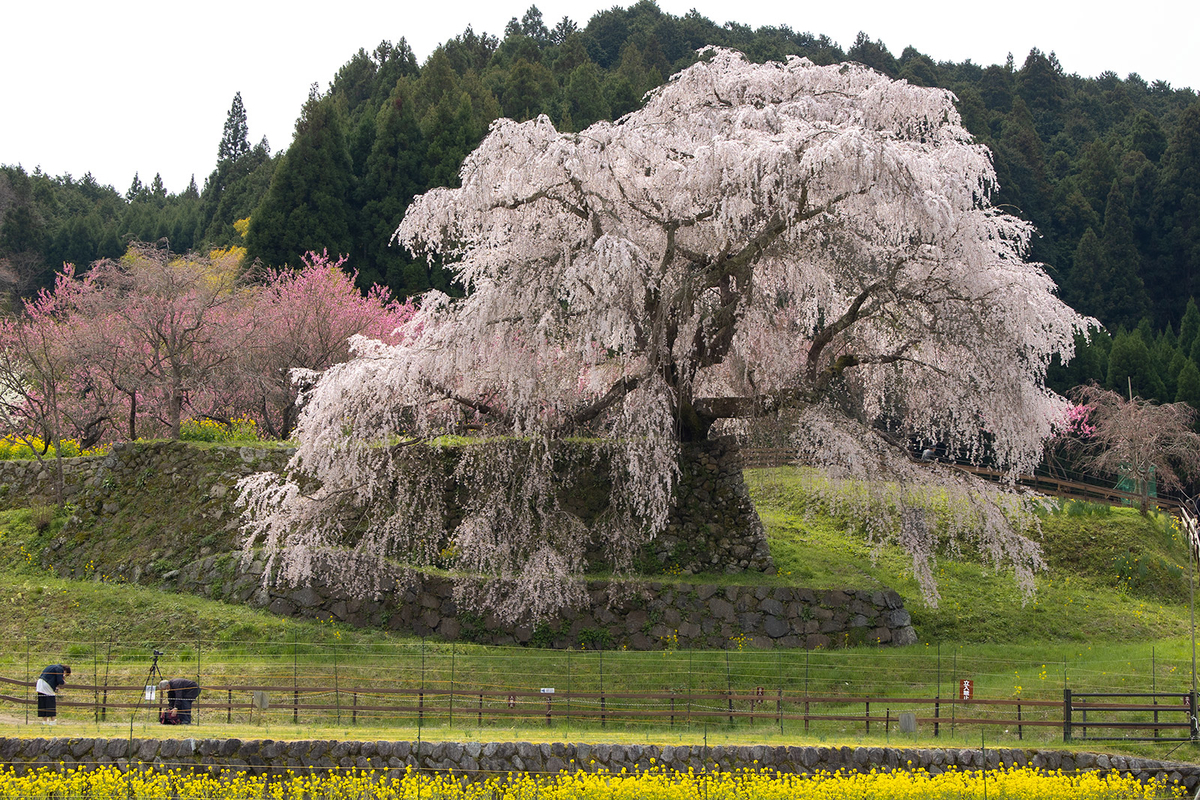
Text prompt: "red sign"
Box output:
[[959, 679, 974, 701]]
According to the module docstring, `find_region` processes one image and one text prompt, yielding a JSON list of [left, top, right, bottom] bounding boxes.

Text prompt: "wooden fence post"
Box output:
[[1063, 688, 1073, 743]]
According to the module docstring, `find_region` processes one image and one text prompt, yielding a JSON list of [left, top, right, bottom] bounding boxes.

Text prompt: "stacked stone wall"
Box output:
[[179, 553, 918, 649], [0, 442, 289, 585], [0, 738, 1196, 790], [0, 438, 771, 579], [0, 440, 917, 650]]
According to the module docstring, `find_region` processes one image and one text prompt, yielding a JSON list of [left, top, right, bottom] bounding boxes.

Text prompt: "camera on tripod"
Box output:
[[153, 650, 164, 657]]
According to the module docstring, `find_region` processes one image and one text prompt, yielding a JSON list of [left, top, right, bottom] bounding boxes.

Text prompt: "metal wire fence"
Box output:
[[2, 637, 1196, 744]]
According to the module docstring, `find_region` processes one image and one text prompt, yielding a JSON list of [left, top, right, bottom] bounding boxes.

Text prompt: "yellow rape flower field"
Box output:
[[0, 765, 1186, 800]]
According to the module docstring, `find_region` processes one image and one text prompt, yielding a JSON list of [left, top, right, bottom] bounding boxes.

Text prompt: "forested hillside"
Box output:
[[2, 2, 1198, 404]]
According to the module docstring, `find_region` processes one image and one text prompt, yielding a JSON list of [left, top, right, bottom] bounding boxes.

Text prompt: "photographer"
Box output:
[[36, 664, 70, 724], [157, 678, 201, 725]]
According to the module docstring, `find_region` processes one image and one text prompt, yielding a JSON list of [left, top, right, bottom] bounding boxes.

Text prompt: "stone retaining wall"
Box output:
[[0, 738, 1196, 789], [0, 441, 290, 510], [2, 438, 771, 579], [178, 552, 918, 649], [4, 440, 916, 650], [649, 438, 773, 574], [0, 441, 290, 587]]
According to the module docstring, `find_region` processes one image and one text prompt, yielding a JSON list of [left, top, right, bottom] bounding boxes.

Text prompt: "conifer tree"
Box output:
[[562, 63, 609, 130], [1107, 329, 1166, 399], [245, 87, 355, 268], [1176, 359, 1200, 407], [1180, 298, 1200, 353], [1069, 227, 1106, 319], [355, 85, 430, 294], [1101, 180, 1150, 328], [218, 92, 251, 163], [1156, 104, 1200, 308], [126, 173, 143, 202]]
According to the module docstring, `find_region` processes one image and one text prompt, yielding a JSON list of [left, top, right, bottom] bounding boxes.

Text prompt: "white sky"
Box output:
[[3, 0, 1197, 195]]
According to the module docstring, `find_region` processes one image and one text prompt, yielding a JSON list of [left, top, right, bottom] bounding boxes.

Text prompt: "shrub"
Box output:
[[29, 504, 55, 533], [0, 435, 105, 460], [179, 417, 262, 444]]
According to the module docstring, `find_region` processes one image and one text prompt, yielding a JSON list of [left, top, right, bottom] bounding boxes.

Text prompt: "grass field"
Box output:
[[0, 466, 1198, 761]]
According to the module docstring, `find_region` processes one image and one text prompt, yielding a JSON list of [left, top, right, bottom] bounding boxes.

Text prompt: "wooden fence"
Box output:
[[5, 675, 1193, 742], [742, 448, 1186, 511]]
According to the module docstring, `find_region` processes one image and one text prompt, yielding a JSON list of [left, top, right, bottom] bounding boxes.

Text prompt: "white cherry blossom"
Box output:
[[240, 49, 1089, 617]]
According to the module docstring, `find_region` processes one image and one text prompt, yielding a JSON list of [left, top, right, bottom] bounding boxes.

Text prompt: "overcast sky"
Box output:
[[3, 0, 1196, 195]]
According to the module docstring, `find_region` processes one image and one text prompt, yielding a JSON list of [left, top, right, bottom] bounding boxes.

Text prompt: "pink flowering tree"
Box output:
[[0, 269, 103, 499], [69, 244, 253, 440], [239, 49, 1091, 617], [1068, 384, 1200, 513], [236, 251, 415, 439], [1060, 403, 1098, 440], [0, 245, 411, 449]]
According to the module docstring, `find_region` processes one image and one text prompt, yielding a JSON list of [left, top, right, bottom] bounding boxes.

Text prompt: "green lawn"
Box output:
[[0, 468, 1199, 760]]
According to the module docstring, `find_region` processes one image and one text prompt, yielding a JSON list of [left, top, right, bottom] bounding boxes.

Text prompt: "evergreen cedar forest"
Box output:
[[3, 2, 1200, 411]]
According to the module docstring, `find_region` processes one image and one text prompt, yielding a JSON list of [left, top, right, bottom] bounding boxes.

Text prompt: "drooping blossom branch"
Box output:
[[240, 48, 1091, 616]]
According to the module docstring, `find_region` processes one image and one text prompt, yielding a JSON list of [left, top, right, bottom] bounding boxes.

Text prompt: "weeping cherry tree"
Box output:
[[239, 49, 1090, 620]]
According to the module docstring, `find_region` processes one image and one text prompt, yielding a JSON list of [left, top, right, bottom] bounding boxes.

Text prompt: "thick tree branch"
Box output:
[[567, 373, 644, 428]]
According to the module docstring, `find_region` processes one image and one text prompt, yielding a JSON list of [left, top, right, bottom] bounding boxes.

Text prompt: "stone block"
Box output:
[[760, 598, 784, 616], [708, 598, 735, 620], [267, 598, 296, 617], [823, 589, 850, 606], [438, 617, 460, 640], [289, 587, 324, 608], [764, 616, 790, 638]]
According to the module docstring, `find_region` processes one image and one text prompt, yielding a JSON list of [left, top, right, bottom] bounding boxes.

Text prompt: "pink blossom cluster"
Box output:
[[0, 247, 414, 447], [1059, 403, 1098, 439]]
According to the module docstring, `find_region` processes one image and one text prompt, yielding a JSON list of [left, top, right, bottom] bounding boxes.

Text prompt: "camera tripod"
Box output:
[[129, 649, 167, 737]]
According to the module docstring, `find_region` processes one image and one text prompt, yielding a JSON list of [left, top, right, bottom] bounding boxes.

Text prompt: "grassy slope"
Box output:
[[746, 467, 1192, 644], [1, 467, 1199, 758], [0, 466, 1193, 650]]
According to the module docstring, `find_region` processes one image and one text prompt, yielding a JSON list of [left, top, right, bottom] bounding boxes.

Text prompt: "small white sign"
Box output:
[[143, 686, 156, 701], [540, 687, 555, 694]]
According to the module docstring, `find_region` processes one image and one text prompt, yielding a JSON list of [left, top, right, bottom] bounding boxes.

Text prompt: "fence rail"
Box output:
[[8, 674, 1178, 742], [1063, 690, 1199, 742], [742, 448, 1187, 510], [4, 637, 1196, 747]]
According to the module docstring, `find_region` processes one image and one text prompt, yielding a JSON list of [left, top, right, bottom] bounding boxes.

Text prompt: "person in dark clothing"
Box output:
[[158, 678, 201, 724], [36, 664, 71, 724]]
